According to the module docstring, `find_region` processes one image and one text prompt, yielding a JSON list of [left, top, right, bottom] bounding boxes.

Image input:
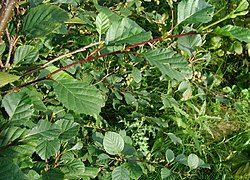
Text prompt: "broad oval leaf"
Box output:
[[36, 139, 60, 160], [161, 168, 171, 180], [214, 25, 250, 43], [0, 127, 27, 147], [177, 0, 214, 25], [132, 67, 142, 83], [53, 79, 104, 116], [103, 132, 124, 155], [96, 12, 110, 35], [14, 45, 39, 65], [177, 34, 202, 55], [188, 153, 199, 170], [123, 162, 143, 180], [112, 166, 130, 180], [165, 149, 175, 163], [0, 72, 20, 87], [2, 92, 34, 126], [106, 17, 152, 45], [22, 4, 69, 38], [143, 49, 192, 81]]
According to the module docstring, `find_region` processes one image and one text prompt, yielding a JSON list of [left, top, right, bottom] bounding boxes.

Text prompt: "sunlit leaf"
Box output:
[[53, 79, 105, 116], [167, 133, 183, 145], [188, 154, 199, 170], [106, 17, 152, 45], [214, 25, 250, 43], [0, 72, 20, 88], [14, 45, 39, 65], [96, 12, 110, 35], [61, 159, 85, 179], [103, 132, 124, 155], [165, 149, 175, 163], [177, 0, 214, 25]]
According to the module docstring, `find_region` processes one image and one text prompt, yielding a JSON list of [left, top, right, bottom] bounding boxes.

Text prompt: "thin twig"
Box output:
[[24, 41, 104, 76], [4, 29, 18, 69]]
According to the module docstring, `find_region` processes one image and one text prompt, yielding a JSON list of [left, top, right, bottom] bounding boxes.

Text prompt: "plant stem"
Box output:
[[201, 15, 229, 31], [0, 0, 17, 44]]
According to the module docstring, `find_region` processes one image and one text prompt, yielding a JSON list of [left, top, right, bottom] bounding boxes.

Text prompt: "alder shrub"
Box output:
[[0, 0, 249, 179]]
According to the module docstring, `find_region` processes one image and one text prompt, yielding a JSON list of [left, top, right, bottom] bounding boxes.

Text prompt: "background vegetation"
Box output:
[[0, 0, 249, 179]]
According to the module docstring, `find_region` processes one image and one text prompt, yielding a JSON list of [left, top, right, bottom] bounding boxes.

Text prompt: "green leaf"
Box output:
[[41, 66, 73, 81], [106, 17, 152, 45], [188, 154, 199, 170], [161, 168, 171, 180], [177, 34, 202, 55], [143, 49, 192, 81], [42, 169, 64, 180], [2, 92, 33, 126], [0, 127, 27, 147], [53, 79, 104, 116], [214, 25, 250, 43], [132, 67, 142, 83], [112, 166, 130, 180], [22, 4, 69, 38], [167, 133, 183, 145], [177, 0, 214, 25], [96, 12, 110, 35], [36, 139, 61, 160], [95, 4, 121, 22], [103, 132, 124, 155], [0, 72, 20, 88], [21, 86, 47, 111], [61, 159, 85, 178], [235, 0, 249, 13], [14, 45, 39, 65], [80, 167, 100, 179], [55, 119, 79, 140], [0, 41, 6, 55], [123, 162, 143, 180], [0, 157, 25, 180], [28, 120, 60, 139], [165, 149, 175, 163]]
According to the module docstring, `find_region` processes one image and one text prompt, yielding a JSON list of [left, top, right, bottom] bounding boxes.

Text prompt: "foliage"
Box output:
[[0, 0, 249, 179]]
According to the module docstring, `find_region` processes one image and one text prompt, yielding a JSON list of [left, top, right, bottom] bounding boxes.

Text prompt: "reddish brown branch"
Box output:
[[0, 31, 209, 95]]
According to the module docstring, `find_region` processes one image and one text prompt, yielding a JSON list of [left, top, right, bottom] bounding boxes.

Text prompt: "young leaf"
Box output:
[[112, 166, 130, 180], [161, 168, 171, 180], [214, 25, 250, 43], [14, 45, 39, 65], [188, 154, 199, 170], [22, 4, 69, 38], [53, 79, 104, 116], [0, 72, 20, 88], [165, 149, 175, 163], [143, 49, 192, 81], [96, 12, 110, 35], [103, 132, 124, 155], [2, 92, 34, 126], [235, 0, 249, 13], [105, 17, 152, 45], [36, 139, 60, 160], [177, 0, 214, 25]]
